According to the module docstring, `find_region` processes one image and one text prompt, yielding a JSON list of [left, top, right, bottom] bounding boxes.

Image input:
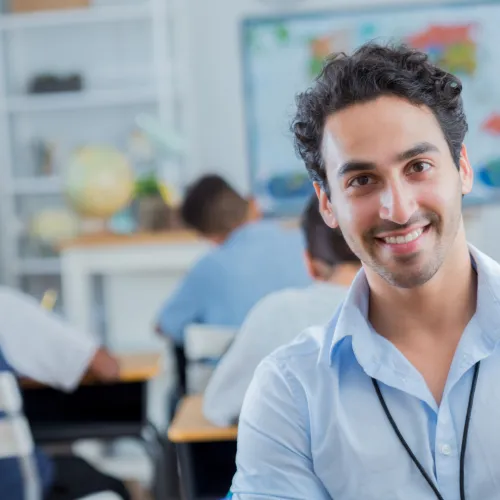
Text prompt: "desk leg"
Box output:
[[176, 443, 197, 500], [141, 422, 170, 500], [60, 257, 95, 337]]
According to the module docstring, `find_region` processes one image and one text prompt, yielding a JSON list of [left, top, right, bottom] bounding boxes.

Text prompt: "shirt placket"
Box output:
[[433, 325, 489, 500], [434, 398, 460, 500]]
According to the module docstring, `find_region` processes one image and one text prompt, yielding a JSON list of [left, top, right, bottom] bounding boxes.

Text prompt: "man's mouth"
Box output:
[[380, 227, 424, 245], [373, 224, 431, 253]]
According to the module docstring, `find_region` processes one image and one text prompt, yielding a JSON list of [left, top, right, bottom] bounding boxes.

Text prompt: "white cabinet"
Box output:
[[0, 0, 191, 312]]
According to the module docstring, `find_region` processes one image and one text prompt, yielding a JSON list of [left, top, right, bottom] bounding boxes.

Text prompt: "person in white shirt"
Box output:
[[0, 286, 132, 500], [0, 286, 120, 390], [203, 194, 361, 426]]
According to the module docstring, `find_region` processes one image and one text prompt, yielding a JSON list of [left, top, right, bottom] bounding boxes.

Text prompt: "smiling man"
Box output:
[[229, 43, 500, 500]]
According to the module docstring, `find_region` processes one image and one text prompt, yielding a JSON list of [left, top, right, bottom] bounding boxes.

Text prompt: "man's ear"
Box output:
[[459, 144, 473, 196], [313, 182, 338, 229]]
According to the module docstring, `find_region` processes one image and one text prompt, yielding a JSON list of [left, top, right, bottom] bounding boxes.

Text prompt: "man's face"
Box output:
[[317, 95, 473, 289]]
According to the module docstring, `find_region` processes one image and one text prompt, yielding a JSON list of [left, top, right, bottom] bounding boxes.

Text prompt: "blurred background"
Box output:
[[3, 0, 500, 346], [1, 0, 500, 498]]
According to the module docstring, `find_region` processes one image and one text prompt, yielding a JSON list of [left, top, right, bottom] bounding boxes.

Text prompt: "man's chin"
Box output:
[[379, 263, 438, 289]]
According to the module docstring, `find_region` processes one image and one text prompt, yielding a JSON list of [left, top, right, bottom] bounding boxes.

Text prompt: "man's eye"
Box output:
[[350, 175, 374, 187], [410, 161, 432, 174]]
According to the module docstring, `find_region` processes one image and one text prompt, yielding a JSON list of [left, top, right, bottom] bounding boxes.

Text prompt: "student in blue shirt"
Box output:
[[231, 43, 500, 499], [156, 174, 310, 392]]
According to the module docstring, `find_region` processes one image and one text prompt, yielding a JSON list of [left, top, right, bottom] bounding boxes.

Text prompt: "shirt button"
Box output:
[[440, 444, 452, 456]]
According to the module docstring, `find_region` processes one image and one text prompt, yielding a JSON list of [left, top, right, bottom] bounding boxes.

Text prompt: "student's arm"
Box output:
[[87, 347, 120, 382], [156, 258, 209, 344], [230, 357, 331, 499], [203, 292, 292, 426], [0, 287, 115, 391]]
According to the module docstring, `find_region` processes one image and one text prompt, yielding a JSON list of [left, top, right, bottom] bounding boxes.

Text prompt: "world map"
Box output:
[[243, 2, 500, 215]]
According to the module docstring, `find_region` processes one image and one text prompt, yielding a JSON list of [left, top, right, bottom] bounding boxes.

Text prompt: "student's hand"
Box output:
[[88, 348, 120, 382]]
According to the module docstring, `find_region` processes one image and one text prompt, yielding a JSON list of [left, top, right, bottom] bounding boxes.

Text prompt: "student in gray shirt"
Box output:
[[203, 194, 361, 426]]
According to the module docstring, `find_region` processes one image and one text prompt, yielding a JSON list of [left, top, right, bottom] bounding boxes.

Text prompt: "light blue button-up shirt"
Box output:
[[231, 245, 500, 499], [157, 220, 311, 345]]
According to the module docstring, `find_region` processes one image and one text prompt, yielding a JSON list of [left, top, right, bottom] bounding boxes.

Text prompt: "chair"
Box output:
[[184, 324, 237, 393], [0, 372, 128, 500]]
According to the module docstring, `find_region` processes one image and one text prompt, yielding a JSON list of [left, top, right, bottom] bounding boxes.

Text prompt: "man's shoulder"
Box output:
[[258, 321, 336, 381], [244, 322, 337, 420]]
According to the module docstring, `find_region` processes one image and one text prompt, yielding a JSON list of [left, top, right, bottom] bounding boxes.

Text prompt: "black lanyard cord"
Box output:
[[371, 361, 480, 500], [460, 361, 480, 500]]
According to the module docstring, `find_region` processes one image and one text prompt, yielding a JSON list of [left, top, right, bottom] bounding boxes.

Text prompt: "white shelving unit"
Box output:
[[5, 85, 158, 112], [0, 0, 190, 305]]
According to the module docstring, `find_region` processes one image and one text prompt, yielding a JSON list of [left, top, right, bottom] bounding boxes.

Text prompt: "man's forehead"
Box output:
[[321, 101, 444, 170]]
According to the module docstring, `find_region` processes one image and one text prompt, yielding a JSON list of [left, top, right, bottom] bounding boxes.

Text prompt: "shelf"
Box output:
[[0, 4, 152, 30], [12, 177, 62, 195], [6, 86, 157, 113], [16, 257, 61, 275]]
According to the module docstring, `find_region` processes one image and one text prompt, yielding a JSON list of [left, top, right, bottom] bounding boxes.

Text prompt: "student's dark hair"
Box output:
[[292, 42, 468, 196], [180, 174, 249, 235], [301, 194, 359, 267]]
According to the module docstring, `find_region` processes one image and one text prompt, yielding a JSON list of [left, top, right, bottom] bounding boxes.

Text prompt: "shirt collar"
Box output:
[[329, 243, 500, 366], [468, 243, 500, 347]]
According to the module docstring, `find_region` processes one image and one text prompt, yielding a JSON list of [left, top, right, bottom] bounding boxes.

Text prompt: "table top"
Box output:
[[168, 395, 238, 443], [116, 352, 162, 382], [58, 218, 301, 251], [59, 230, 201, 250], [21, 352, 162, 389]]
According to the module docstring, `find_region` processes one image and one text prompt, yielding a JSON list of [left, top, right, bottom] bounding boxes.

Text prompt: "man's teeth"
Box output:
[[383, 227, 424, 245]]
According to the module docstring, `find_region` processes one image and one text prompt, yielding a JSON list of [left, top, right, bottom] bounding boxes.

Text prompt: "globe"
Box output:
[[64, 146, 135, 219]]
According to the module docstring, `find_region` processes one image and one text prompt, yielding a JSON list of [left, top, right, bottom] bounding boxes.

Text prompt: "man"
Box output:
[[156, 174, 310, 393], [203, 194, 360, 426], [230, 42, 497, 499], [0, 286, 130, 500]]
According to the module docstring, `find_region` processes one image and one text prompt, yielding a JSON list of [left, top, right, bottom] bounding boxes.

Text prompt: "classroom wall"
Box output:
[[183, 0, 500, 261], [184, 0, 457, 193]]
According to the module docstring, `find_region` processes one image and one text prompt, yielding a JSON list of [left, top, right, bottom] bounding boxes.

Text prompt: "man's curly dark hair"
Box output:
[[292, 42, 468, 196]]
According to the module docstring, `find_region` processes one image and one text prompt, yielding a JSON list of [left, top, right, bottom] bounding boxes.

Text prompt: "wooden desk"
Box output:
[[168, 395, 237, 443], [21, 353, 162, 389], [168, 395, 237, 500], [59, 230, 209, 353], [58, 230, 200, 250], [118, 352, 162, 381], [21, 352, 169, 499]]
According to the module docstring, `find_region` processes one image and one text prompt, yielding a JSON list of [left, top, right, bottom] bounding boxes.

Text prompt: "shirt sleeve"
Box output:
[[203, 292, 291, 426], [156, 257, 209, 344], [230, 356, 331, 499], [0, 287, 98, 392]]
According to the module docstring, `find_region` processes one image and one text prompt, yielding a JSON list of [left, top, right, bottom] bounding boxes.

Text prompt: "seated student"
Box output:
[[0, 286, 131, 500], [203, 194, 360, 426], [156, 174, 310, 393]]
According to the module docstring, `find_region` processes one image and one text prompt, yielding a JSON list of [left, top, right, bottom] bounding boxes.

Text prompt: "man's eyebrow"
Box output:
[[337, 161, 376, 178], [336, 142, 440, 178], [395, 142, 440, 162]]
